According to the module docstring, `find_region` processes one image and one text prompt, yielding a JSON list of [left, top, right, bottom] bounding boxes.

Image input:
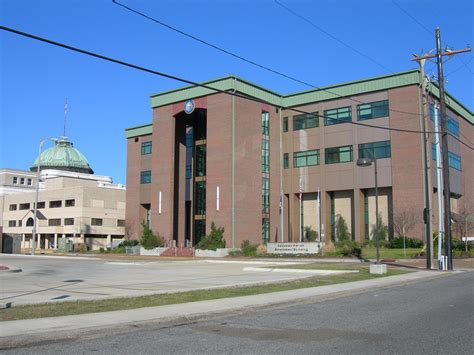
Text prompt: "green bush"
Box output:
[[196, 222, 225, 250], [335, 215, 351, 241], [241, 240, 258, 257], [140, 222, 164, 249], [334, 240, 361, 257], [389, 237, 423, 249], [99, 247, 105, 253], [228, 249, 242, 257], [304, 226, 318, 242], [119, 239, 139, 247]]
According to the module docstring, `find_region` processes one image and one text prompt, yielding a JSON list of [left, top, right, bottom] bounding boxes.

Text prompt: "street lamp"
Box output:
[[357, 157, 380, 264], [31, 137, 57, 256]]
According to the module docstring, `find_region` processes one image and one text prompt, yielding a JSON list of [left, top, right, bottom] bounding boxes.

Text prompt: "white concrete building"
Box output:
[[1, 137, 126, 251]]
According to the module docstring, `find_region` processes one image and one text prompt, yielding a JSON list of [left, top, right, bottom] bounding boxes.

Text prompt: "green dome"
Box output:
[[31, 137, 94, 174]]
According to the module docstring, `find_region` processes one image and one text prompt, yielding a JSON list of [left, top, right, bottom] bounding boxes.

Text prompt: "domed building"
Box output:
[[30, 137, 94, 174], [1, 137, 126, 253]]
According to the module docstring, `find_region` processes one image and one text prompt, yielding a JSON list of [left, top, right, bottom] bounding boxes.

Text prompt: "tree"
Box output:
[[304, 226, 318, 242], [393, 210, 417, 239], [371, 212, 388, 241], [139, 222, 164, 249], [196, 222, 225, 250], [452, 203, 474, 253], [335, 215, 351, 241]]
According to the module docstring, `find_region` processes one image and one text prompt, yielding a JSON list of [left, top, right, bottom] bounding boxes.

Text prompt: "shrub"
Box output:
[[196, 222, 225, 250], [335, 240, 361, 257], [99, 247, 105, 253], [228, 249, 243, 257], [256, 244, 267, 256], [304, 226, 318, 242], [370, 213, 388, 242], [335, 215, 351, 241], [388, 236, 423, 249], [140, 222, 164, 249], [241, 240, 258, 257], [119, 239, 139, 247]]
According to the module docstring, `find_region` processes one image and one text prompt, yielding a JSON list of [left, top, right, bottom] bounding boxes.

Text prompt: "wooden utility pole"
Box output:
[[412, 28, 471, 270]]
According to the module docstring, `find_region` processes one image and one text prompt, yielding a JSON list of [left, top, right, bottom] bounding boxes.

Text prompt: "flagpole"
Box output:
[[317, 187, 321, 243]]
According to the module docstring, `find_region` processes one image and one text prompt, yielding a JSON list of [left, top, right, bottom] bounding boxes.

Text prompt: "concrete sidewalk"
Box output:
[[0, 269, 456, 349]]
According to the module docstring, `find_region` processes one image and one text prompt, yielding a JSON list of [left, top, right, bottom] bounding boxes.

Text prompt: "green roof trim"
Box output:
[[282, 69, 420, 107], [125, 123, 153, 139], [150, 76, 282, 108], [142, 69, 472, 126]]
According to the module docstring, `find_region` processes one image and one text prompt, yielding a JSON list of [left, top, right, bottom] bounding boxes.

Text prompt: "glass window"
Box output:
[[20, 177, 25, 185], [64, 218, 74, 225], [325, 145, 353, 164], [358, 141, 391, 159], [48, 218, 61, 226], [194, 182, 206, 215], [293, 150, 320, 168], [9, 204, 17, 211], [195, 145, 206, 177], [140, 170, 151, 184], [37, 202, 45, 209], [141, 141, 152, 155], [324, 106, 352, 126], [357, 100, 389, 120], [13, 177, 18, 184], [431, 145, 462, 171], [18, 220, 22, 227], [117, 219, 126, 227], [262, 218, 270, 243], [261, 139, 269, 173], [283, 117, 288, 132], [293, 112, 319, 131], [283, 153, 289, 169], [430, 105, 460, 137], [27, 178, 32, 186], [19, 203, 30, 210], [261, 111, 269, 135], [194, 220, 206, 245], [65, 199, 75, 207], [262, 177, 269, 213], [91, 218, 103, 226], [8, 220, 16, 227], [49, 200, 62, 208]]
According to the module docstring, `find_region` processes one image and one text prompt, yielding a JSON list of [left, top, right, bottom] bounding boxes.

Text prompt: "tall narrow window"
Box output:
[[261, 112, 270, 243], [283, 117, 288, 132], [283, 153, 289, 169], [195, 182, 206, 215], [195, 145, 206, 177]]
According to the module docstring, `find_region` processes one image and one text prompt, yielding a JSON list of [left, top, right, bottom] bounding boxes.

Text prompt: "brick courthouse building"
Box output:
[[125, 70, 473, 248]]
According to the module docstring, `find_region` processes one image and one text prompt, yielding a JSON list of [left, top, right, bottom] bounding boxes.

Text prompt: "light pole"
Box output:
[[357, 157, 380, 264], [31, 137, 57, 255]]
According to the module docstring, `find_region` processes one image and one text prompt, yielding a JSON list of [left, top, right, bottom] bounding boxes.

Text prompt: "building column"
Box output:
[[21, 234, 25, 249], [37, 234, 41, 250], [107, 234, 112, 248], [54, 234, 58, 249], [354, 189, 365, 243]]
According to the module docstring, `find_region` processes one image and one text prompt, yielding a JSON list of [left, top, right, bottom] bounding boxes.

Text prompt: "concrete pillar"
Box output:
[[54, 234, 58, 249], [354, 189, 365, 243], [37, 234, 41, 250], [21, 234, 25, 248], [107, 234, 112, 248]]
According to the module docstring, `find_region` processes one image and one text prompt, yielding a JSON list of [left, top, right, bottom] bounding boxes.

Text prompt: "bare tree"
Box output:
[[452, 203, 474, 252], [393, 210, 417, 238]]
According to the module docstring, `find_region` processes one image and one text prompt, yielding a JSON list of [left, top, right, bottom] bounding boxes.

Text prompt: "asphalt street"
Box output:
[[4, 270, 473, 354], [0, 255, 317, 305]]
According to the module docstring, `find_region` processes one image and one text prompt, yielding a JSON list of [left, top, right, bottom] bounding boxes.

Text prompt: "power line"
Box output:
[[112, 0, 424, 118], [1, 25, 472, 150], [391, 0, 433, 37], [274, 0, 395, 75]]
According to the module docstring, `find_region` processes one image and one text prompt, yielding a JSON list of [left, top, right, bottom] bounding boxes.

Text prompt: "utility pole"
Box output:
[[411, 55, 433, 269], [411, 27, 471, 270]]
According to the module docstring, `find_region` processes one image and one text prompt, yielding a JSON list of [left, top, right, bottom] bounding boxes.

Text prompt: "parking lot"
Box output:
[[0, 255, 312, 306]]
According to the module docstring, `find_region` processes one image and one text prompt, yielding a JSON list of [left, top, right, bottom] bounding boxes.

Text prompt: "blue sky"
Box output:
[[1, 0, 472, 184]]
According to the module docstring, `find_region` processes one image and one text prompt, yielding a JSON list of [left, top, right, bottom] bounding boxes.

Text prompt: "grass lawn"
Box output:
[[361, 247, 422, 259], [0, 264, 410, 322]]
